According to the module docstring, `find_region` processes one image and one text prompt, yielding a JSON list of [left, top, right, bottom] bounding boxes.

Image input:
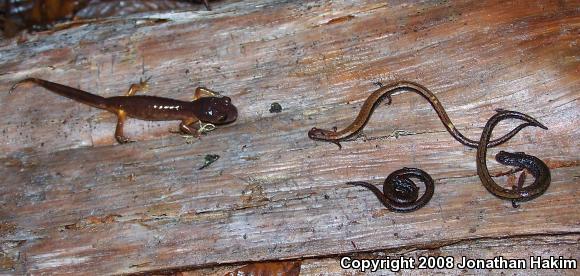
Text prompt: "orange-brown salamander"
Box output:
[[10, 78, 238, 143], [308, 81, 534, 149]]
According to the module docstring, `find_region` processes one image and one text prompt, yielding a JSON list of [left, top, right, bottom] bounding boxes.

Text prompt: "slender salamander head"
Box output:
[[192, 96, 238, 124], [308, 127, 337, 141]]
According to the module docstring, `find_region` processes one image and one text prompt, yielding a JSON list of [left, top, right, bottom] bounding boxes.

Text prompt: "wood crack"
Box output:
[[122, 232, 580, 275]]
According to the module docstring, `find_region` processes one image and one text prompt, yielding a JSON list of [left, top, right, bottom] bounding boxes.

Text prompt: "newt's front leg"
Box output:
[[179, 117, 200, 136], [115, 110, 133, 143], [125, 77, 150, 96], [179, 118, 216, 137], [193, 87, 220, 100]]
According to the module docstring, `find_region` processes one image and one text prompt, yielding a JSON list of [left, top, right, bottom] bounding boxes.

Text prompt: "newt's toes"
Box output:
[[116, 136, 134, 144]]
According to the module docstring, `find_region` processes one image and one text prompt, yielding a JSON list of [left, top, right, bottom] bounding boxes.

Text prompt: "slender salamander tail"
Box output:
[[487, 121, 541, 148], [347, 181, 387, 204], [534, 120, 548, 130], [9, 78, 35, 94], [346, 181, 370, 187], [9, 83, 19, 94], [498, 109, 548, 130]]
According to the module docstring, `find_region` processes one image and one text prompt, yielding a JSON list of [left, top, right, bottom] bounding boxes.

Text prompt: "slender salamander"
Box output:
[[308, 81, 533, 149], [347, 167, 435, 212], [476, 109, 550, 205]]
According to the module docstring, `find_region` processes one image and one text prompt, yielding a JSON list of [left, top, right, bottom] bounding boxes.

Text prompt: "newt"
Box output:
[[10, 78, 238, 143]]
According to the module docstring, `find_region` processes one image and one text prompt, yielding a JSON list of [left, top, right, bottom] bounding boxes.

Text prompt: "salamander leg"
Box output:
[[179, 118, 200, 136], [384, 95, 392, 105], [193, 87, 220, 100], [115, 110, 133, 143], [202, 0, 211, 10], [125, 77, 151, 96]]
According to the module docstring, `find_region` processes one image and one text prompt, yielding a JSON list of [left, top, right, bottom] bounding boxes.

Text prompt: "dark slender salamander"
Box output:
[[477, 109, 550, 205], [347, 167, 435, 212], [308, 81, 533, 149], [10, 78, 238, 143]]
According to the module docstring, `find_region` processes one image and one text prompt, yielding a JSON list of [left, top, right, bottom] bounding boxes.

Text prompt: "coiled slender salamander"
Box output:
[[476, 109, 550, 205], [347, 167, 435, 212]]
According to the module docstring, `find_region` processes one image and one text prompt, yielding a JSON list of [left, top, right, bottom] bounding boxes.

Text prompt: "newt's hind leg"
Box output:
[[193, 87, 220, 100], [115, 110, 133, 143], [125, 77, 151, 96]]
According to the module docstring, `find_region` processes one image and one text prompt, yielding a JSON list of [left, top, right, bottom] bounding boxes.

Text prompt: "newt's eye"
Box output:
[[223, 97, 231, 104]]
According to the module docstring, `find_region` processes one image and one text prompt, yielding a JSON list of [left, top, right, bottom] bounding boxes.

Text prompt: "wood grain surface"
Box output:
[[0, 0, 578, 275]]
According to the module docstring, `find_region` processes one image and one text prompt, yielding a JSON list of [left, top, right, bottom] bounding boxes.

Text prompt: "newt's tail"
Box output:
[[10, 78, 109, 110]]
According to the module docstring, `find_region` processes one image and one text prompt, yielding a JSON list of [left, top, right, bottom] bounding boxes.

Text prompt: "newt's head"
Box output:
[[193, 96, 238, 125]]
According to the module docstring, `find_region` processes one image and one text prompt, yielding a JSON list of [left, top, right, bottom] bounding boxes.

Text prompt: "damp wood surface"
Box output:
[[0, 0, 578, 275]]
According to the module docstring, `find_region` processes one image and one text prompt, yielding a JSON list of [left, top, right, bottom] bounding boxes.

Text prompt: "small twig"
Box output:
[[199, 154, 220, 170]]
